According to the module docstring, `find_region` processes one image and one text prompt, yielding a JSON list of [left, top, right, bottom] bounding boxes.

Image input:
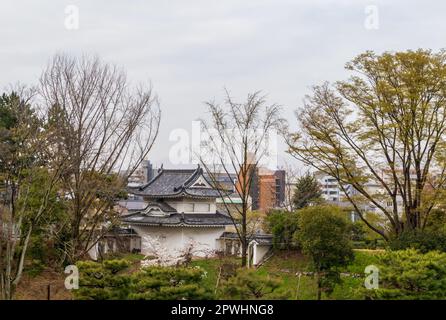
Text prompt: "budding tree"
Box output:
[[287, 50, 446, 239]]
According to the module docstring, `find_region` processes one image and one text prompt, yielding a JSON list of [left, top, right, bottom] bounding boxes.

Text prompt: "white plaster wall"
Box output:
[[88, 245, 98, 260], [166, 199, 216, 213], [253, 244, 271, 265], [87, 239, 112, 261], [132, 226, 225, 257]]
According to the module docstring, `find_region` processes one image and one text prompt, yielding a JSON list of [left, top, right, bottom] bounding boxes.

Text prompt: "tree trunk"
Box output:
[[317, 275, 322, 300], [241, 240, 247, 267], [12, 225, 33, 288], [241, 207, 248, 267]]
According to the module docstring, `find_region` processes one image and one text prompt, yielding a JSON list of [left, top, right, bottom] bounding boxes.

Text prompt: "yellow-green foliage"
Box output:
[[288, 49, 446, 238], [296, 205, 354, 272]]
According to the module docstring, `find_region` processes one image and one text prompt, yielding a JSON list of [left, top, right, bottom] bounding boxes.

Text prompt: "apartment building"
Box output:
[[315, 170, 408, 219], [250, 167, 286, 212], [315, 172, 344, 203]]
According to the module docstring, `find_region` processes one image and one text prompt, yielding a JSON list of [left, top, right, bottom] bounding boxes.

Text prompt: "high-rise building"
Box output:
[[127, 160, 157, 187], [250, 167, 286, 212]]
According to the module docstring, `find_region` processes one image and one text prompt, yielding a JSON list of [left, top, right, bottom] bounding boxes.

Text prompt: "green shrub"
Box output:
[[296, 205, 354, 299], [74, 259, 212, 300], [349, 222, 367, 241], [352, 239, 385, 250], [366, 249, 446, 300], [424, 209, 446, 233], [389, 230, 446, 253], [266, 210, 300, 250], [129, 266, 213, 300], [219, 268, 290, 299], [75, 259, 132, 300]]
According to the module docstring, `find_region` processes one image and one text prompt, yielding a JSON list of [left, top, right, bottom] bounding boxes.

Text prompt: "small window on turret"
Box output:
[[194, 203, 211, 212], [183, 203, 211, 213], [184, 203, 194, 212]]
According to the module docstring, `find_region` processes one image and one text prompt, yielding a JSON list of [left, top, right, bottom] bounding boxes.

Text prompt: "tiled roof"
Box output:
[[121, 211, 233, 227], [105, 227, 139, 237], [117, 200, 148, 211], [144, 201, 177, 212], [219, 231, 273, 245], [128, 165, 229, 199]]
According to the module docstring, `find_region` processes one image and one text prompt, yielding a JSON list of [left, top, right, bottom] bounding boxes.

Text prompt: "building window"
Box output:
[[194, 203, 211, 212], [184, 203, 194, 212], [183, 203, 211, 213]]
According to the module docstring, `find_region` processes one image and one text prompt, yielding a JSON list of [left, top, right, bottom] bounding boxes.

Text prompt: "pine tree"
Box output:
[[292, 172, 323, 209]]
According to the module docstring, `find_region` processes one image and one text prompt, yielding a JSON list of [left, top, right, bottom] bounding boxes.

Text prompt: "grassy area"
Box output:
[[191, 249, 382, 300], [103, 252, 145, 262], [190, 258, 222, 291], [345, 249, 383, 274]]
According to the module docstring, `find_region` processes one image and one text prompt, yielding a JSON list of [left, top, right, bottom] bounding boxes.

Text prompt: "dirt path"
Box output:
[[15, 269, 72, 300]]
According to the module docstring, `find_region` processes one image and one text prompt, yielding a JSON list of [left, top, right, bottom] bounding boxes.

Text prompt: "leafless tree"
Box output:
[[281, 162, 300, 212], [39, 54, 161, 263], [199, 90, 284, 267]]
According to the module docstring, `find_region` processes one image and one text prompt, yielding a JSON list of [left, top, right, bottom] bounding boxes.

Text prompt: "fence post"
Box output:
[[47, 284, 51, 300]]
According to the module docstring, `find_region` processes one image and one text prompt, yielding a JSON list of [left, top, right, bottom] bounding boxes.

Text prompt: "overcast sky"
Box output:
[[1, 0, 444, 170]]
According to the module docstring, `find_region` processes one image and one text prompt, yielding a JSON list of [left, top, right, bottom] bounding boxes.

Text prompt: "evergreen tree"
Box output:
[[366, 249, 446, 300], [292, 172, 323, 209], [295, 205, 354, 300]]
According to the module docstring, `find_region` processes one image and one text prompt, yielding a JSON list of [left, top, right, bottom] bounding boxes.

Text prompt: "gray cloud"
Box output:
[[1, 0, 445, 168]]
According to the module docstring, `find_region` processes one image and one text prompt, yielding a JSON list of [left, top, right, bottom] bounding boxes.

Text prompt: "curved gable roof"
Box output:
[[129, 165, 228, 199]]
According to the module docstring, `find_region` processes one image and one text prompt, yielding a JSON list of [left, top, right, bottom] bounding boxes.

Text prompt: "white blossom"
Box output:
[[140, 236, 215, 268]]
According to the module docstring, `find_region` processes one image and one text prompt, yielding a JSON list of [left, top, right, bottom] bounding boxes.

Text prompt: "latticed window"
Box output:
[[194, 203, 210, 212], [184, 203, 211, 212], [183, 203, 194, 212]]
